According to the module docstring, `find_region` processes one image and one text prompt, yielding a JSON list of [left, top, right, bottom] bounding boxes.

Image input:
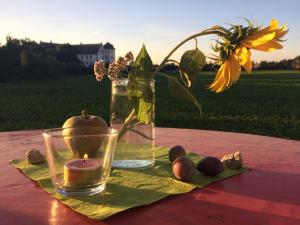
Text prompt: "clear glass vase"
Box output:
[[110, 78, 155, 169]]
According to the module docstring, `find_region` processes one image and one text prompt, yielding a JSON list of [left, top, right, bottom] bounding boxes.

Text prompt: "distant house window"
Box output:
[[90, 55, 92, 59], [105, 56, 108, 59]]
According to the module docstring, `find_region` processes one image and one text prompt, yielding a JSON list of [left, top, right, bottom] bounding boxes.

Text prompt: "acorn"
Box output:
[[196, 157, 224, 176], [172, 156, 195, 181], [168, 145, 186, 162]]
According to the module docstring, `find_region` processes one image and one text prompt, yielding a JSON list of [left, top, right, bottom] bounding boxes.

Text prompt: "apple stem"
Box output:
[[81, 110, 89, 120]]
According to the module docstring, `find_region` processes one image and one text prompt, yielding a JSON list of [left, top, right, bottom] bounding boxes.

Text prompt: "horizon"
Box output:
[[0, 0, 299, 64]]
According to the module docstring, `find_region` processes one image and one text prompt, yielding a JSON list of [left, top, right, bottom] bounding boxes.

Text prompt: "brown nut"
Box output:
[[172, 156, 195, 181], [26, 149, 46, 164], [221, 151, 243, 169], [196, 156, 224, 176], [168, 145, 186, 162]]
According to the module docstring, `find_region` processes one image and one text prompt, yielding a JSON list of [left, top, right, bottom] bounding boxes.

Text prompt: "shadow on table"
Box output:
[[206, 168, 300, 206], [104, 168, 300, 224], [71, 182, 167, 208], [103, 186, 300, 225]]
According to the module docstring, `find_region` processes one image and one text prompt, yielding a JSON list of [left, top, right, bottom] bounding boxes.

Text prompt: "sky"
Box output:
[[0, 0, 299, 64]]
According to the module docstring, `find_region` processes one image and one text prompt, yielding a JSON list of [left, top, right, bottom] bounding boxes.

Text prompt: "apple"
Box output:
[[62, 110, 108, 158], [63, 110, 107, 129]]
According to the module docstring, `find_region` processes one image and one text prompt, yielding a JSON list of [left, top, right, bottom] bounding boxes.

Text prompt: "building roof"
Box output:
[[103, 42, 115, 50], [73, 43, 103, 54], [39, 41, 115, 54]]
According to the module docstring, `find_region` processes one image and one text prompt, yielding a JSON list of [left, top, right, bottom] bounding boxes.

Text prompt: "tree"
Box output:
[[55, 44, 79, 64], [0, 36, 87, 82], [293, 55, 300, 69]]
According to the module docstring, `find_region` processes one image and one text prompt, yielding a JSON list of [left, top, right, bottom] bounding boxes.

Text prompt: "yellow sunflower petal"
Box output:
[[269, 18, 279, 30], [243, 32, 276, 48], [235, 46, 252, 73], [243, 19, 277, 43], [209, 56, 241, 93], [235, 46, 247, 65], [229, 54, 242, 83], [209, 63, 227, 93], [251, 40, 283, 52], [242, 18, 288, 50], [242, 51, 252, 73]]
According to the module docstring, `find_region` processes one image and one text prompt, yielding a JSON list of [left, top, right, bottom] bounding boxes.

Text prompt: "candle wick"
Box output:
[[83, 153, 88, 165]]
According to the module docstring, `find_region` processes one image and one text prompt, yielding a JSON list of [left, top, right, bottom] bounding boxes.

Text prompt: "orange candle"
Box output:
[[64, 154, 102, 187]]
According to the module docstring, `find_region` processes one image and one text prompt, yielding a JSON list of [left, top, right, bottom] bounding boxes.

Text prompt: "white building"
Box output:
[[40, 41, 115, 67], [76, 42, 115, 67]]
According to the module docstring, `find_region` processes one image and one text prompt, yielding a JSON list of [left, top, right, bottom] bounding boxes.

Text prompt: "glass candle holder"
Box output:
[[43, 127, 118, 196]]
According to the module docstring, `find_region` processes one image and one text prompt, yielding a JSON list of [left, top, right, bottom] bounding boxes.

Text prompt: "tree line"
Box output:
[[0, 36, 299, 82], [0, 36, 88, 82], [161, 57, 300, 72]]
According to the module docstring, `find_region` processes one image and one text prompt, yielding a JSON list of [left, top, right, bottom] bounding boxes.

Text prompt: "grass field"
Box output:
[[0, 70, 299, 140]]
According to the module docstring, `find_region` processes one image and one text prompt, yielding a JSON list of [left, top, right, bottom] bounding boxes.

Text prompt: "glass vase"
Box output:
[[110, 78, 155, 169]]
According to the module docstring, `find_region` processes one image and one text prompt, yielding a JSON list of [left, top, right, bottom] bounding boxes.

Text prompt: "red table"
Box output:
[[1, 128, 300, 225]]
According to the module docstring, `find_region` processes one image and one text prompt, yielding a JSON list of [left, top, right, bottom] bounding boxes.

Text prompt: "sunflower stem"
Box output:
[[151, 28, 226, 77]]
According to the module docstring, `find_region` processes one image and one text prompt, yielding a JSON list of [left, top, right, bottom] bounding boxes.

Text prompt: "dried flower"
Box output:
[[125, 51, 134, 62], [117, 57, 127, 70], [106, 52, 135, 79], [93, 60, 107, 81], [108, 62, 120, 79]]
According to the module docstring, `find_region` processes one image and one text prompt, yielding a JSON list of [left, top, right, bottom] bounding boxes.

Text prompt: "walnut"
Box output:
[[26, 149, 46, 164], [221, 151, 242, 170]]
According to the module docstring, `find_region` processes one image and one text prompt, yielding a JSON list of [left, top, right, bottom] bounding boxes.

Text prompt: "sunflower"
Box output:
[[209, 19, 288, 93]]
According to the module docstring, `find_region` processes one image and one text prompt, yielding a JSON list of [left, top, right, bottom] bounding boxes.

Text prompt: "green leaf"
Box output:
[[127, 76, 154, 124], [159, 73, 202, 114], [135, 97, 154, 124], [128, 44, 154, 124], [132, 44, 153, 78], [179, 49, 206, 88]]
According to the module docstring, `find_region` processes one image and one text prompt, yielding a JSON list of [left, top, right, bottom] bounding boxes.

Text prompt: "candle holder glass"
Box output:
[[43, 127, 118, 196]]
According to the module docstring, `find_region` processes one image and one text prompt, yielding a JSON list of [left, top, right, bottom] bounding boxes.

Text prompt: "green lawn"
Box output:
[[0, 70, 299, 140]]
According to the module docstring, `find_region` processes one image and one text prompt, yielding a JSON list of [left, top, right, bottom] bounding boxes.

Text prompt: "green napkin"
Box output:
[[10, 147, 247, 220]]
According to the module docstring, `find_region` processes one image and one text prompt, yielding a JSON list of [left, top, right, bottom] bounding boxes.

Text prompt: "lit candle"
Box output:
[[64, 154, 102, 187]]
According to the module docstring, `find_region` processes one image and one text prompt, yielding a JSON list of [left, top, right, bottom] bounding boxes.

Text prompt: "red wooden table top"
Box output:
[[1, 128, 300, 225]]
